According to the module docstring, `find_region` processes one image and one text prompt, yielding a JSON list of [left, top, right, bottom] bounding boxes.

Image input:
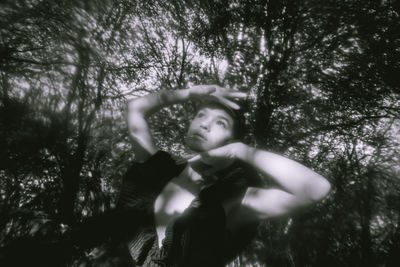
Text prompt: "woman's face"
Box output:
[[186, 106, 235, 152]]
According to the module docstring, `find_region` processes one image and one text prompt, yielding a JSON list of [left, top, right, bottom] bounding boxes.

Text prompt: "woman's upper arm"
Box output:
[[232, 187, 314, 223], [127, 102, 158, 162]]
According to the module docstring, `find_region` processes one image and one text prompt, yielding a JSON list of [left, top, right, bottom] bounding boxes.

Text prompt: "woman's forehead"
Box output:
[[197, 101, 236, 118], [196, 106, 234, 122]]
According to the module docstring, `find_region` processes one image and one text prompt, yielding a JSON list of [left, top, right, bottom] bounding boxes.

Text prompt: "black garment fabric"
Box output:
[[117, 150, 262, 267]]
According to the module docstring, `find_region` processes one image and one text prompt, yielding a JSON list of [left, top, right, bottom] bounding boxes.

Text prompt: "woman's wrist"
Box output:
[[234, 143, 254, 162], [176, 88, 190, 101]]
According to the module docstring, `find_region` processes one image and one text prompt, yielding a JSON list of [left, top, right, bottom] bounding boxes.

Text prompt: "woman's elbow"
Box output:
[[127, 98, 142, 113], [307, 176, 331, 202]]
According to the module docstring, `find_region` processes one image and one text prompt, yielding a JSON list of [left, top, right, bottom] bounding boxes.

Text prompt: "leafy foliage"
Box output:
[[0, 0, 399, 266]]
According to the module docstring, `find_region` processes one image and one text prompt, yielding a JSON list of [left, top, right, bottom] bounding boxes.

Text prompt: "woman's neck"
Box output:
[[172, 164, 205, 195]]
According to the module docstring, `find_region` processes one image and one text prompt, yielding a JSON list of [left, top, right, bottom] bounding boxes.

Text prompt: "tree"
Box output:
[[1, 0, 399, 266]]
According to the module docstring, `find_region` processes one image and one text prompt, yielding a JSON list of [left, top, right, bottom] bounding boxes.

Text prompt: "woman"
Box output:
[[119, 84, 331, 266]]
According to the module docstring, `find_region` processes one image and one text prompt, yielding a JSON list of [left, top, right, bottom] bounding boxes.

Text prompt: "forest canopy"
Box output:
[[0, 0, 399, 266]]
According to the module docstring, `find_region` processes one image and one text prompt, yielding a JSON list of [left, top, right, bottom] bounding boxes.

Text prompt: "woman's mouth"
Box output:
[[191, 133, 207, 141]]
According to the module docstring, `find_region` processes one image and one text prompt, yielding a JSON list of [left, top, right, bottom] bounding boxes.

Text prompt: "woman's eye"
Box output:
[[197, 112, 204, 118], [216, 120, 227, 128]]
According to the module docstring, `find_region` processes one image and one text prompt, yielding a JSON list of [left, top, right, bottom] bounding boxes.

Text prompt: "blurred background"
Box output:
[[0, 0, 399, 266]]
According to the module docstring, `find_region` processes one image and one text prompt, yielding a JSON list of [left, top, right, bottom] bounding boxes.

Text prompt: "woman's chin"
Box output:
[[186, 143, 206, 152], [185, 139, 208, 152]]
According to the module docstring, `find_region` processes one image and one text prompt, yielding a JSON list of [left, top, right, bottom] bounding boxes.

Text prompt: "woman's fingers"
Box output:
[[199, 85, 217, 95], [191, 85, 247, 98], [206, 86, 218, 94], [213, 86, 246, 98], [213, 95, 241, 110], [188, 85, 217, 98], [188, 154, 201, 163], [203, 94, 241, 109], [189, 85, 247, 109], [188, 152, 214, 165], [223, 91, 247, 99]]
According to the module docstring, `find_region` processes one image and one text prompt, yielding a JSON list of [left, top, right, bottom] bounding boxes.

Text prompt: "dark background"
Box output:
[[0, 0, 399, 266]]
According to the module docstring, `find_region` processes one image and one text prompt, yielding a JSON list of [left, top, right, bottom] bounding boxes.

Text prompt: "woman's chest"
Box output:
[[154, 182, 197, 218], [153, 168, 203, 247]]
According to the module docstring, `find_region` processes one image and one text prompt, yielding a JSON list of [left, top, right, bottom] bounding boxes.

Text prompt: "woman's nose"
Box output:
[[200, 118, 211, 130]]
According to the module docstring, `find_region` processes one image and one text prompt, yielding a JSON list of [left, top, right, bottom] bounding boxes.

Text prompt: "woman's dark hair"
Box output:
[[195, 100, 246, 140]]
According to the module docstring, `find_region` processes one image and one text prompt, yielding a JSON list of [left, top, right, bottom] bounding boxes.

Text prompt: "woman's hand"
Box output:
[[188, 85, 247, 110], [188, 142, 249, 171]]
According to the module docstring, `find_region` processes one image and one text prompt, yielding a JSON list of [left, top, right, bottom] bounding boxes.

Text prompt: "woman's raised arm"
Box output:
[[127, 89, 191, 162], [188, 142, 331, 221], [126, 85, 244, 162]]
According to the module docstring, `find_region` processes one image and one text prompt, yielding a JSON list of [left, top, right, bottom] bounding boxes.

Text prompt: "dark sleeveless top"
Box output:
[[116, 150, 262, 267]]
